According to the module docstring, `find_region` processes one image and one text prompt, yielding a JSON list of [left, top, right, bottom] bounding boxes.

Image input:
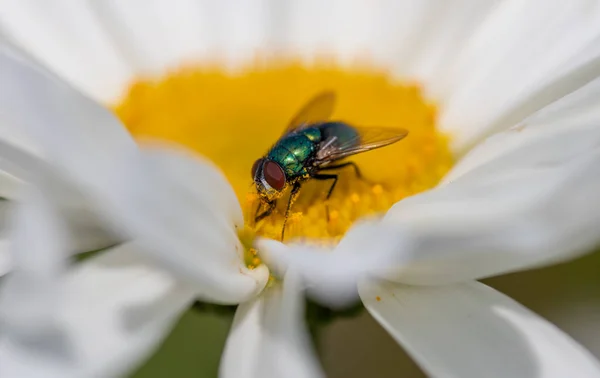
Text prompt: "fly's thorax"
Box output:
[[302, 126, 322, 142], [267, 131, 319, 177]]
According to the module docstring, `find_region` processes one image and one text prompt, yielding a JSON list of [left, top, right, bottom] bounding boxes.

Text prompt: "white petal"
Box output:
[[220, 271, 323, 378], [91, 0, 271, 75], [0, 170, 21, 200], [439, 0, 600, 151], [0, 0, 134, 103], [283, 0, 380, 64], [58, 201, 119, 254], [397, 0, 498, 93], [0, 51, 117, 253], [0, 243, 195, 378], [0, 140, 117, 255], [445, 75, 600, 183], [0, 184, 67, 333], [0, 201, 12, 278], [0, 185, 12, 278], [378, 155, 600, 285], [278, 0, 497, 76], [0, 42, 168, 255], [119, 144, 268, 304], [359, 279, 600, 378], [0, 44, 140, 252], [0, 42, 141, 229], [0, 239, 9, 278], [257, 223, 410, 307]]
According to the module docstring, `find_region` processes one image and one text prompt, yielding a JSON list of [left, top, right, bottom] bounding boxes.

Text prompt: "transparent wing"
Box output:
[[315, 126, 409, 165], [284, 91, 336, 135]]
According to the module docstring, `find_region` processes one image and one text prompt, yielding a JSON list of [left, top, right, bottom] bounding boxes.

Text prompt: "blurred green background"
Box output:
[[131, 250, 600, 378]]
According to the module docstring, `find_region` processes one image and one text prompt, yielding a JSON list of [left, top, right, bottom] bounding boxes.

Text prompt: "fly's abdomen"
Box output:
[[268, 131, 319, 177]]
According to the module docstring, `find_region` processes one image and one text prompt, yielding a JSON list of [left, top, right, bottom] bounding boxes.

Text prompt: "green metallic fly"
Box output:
[[252, 91, 409, 240]]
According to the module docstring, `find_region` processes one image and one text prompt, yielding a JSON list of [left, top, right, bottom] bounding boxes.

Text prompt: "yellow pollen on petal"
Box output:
[[237, 226, 261, 269], [115, 62, 454, 250]]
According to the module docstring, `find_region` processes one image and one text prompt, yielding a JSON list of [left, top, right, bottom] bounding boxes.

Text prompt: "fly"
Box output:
[[251, 91, 409, 240]]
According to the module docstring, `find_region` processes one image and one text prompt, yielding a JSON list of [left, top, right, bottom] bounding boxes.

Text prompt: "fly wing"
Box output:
[[314, 126, 408, 166], [283, 91, 336, 135]]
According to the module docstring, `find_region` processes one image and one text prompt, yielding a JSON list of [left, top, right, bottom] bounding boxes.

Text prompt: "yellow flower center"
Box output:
[[115, 62, 453, 247]]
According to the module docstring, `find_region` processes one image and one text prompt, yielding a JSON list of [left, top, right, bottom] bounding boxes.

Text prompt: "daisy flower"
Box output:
[[2, 1, 600, 377]]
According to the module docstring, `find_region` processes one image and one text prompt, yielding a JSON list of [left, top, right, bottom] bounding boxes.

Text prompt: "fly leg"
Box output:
[[319, 161, 362, 179], [281, 182, 302, 241], [313, 173, 338, 222], [255, 200, 276, 223]]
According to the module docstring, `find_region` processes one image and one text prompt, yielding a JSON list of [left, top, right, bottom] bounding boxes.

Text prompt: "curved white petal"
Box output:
[[257, 222, 411, 307], [0, 239, 9, 278], [91, 0, 271, 76], [0, 170, 21, 200], [257, 238, 354, 306], [0, 199, 10, 277], [0, 43, 138, 251], [120, 144, 268, 304], [444, 74, 600, 183], [0, 41, 141, 230], [0, 159, 115, 256], [58, 203, 119, 254], [283, 0, 385, 65], [387, 0, 498, 92], [0, 184, 66, 333], [220, 271, 323, 378], [359, 279, 600, 378], [439, 0, 600, 151], [0, 243, 195, 378], [0, 0, 134, 103], [375, 155, 600, 285], [0, 139, 117, 255]]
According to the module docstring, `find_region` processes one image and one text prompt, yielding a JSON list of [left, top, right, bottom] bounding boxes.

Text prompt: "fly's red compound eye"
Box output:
[[263, 161, 286, 190], [251, 158, 264, 179]]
